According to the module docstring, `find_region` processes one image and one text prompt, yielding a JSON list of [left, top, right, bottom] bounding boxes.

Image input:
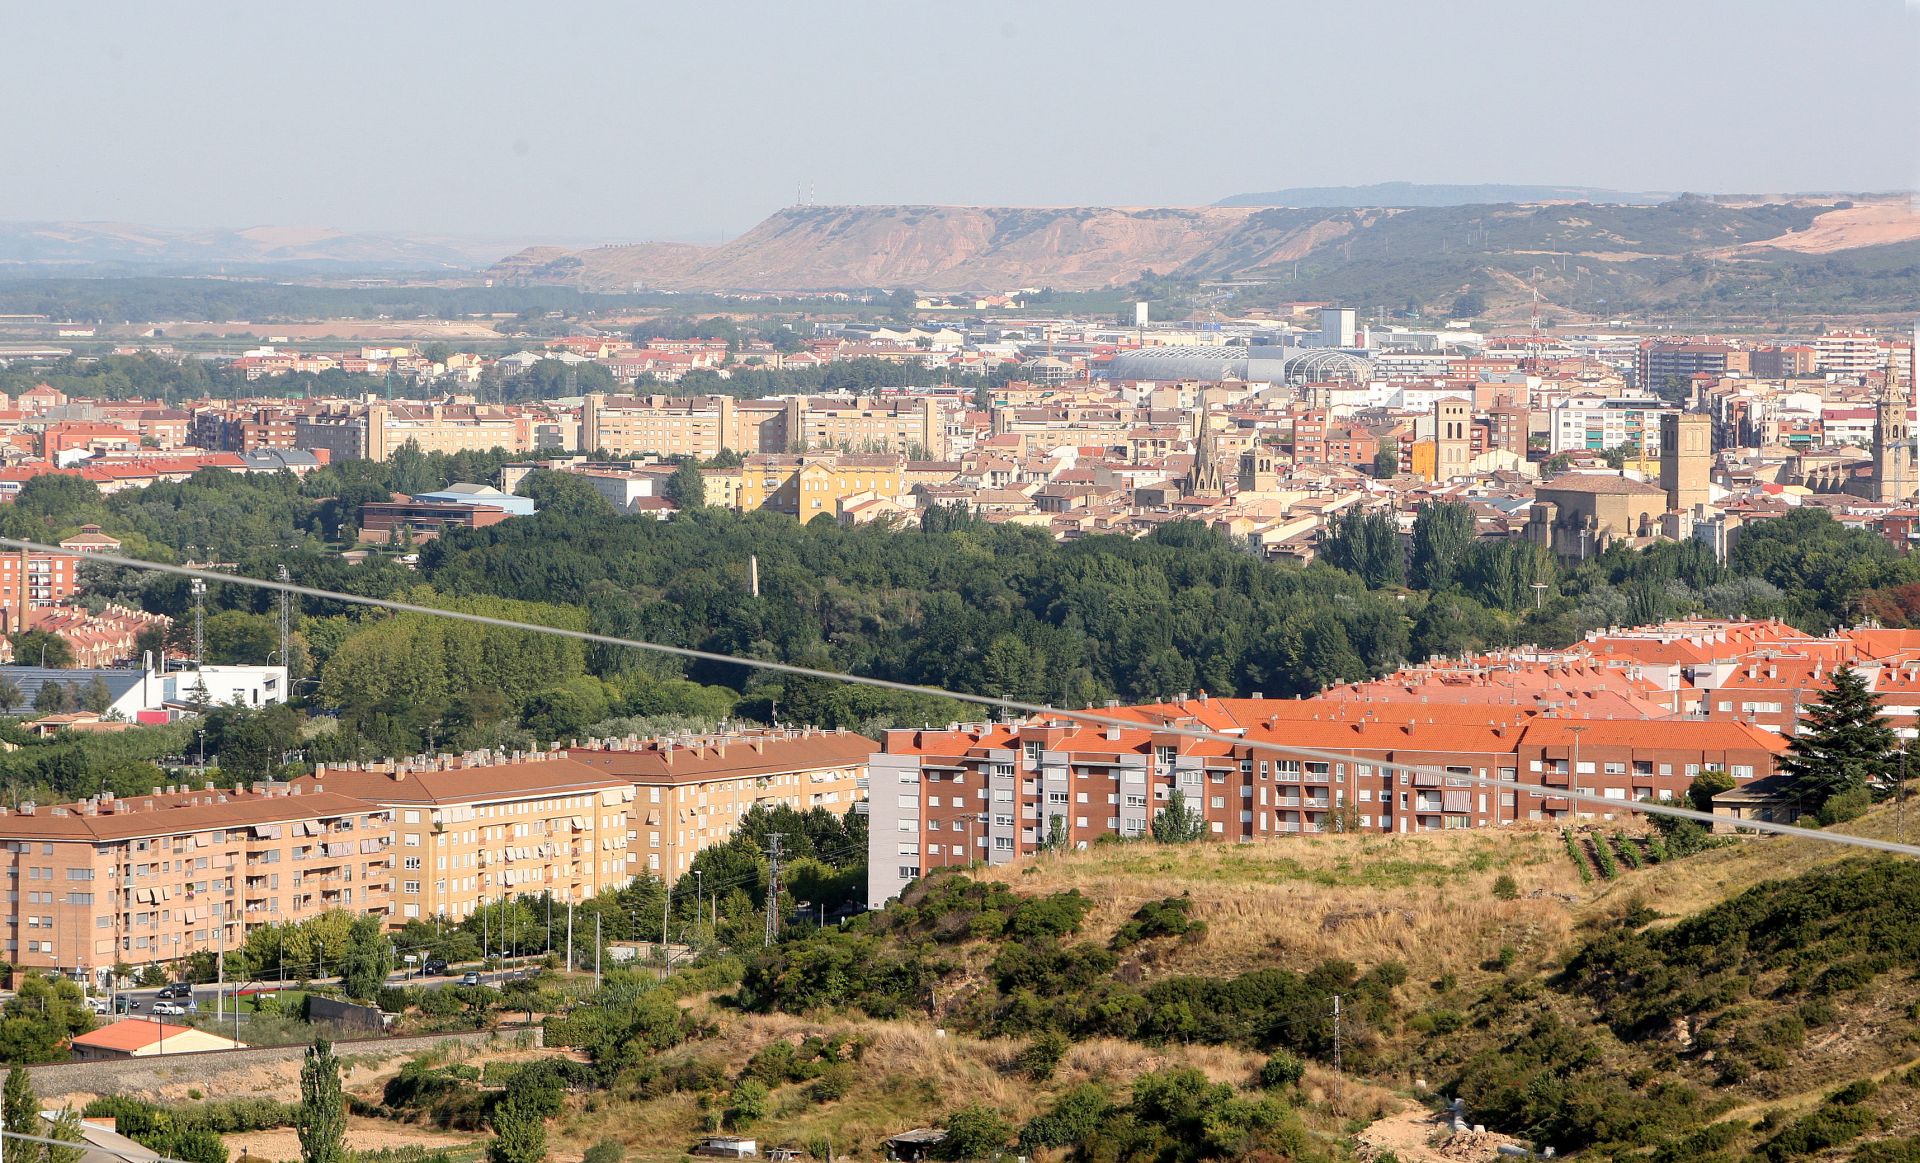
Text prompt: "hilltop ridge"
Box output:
[[487, 196, 1920, 317]]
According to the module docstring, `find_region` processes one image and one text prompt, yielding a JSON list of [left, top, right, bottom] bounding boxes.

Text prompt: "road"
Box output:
[[104, 964, 535, 1015]]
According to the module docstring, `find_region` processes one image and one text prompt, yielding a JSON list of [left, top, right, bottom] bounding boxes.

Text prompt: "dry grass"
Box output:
[[546, 1010, 1286, 1163], [971, 827, 1594, 985], [1622, 799, 1918, 923]]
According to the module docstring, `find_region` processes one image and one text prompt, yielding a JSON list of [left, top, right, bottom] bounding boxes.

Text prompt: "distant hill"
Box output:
[[488, 196, 1920, 318], [1215, 181, 1673, 208], [0, 220, 537, 272]]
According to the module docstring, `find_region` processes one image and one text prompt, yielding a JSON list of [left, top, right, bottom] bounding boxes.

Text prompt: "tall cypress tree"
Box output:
[[1780, 667, 1895, 810], [297, 1037, 348, 1163]]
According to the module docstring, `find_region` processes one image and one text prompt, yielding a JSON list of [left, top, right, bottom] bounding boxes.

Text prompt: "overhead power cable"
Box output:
[[18, 537, 1919, 861]]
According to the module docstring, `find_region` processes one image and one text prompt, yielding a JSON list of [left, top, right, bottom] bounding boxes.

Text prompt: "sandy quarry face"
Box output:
[[1734, 197, 1920, 255]]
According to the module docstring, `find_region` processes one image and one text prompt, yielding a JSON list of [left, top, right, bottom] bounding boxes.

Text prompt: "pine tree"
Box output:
[[1780, 667, 1896, 811], [296, 1037, 348, 1163], [2, 1066, 36, 1142]]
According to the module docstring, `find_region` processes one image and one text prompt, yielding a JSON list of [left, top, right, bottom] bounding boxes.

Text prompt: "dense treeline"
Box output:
[[0, 459, 1915, 786]]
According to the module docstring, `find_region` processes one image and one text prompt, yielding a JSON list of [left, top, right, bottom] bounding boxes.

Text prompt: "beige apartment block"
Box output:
[[304, 753, 638, 921], [582, 394, 949, 460], [566, 729, 874, 878], [0, 783, 393, 985]]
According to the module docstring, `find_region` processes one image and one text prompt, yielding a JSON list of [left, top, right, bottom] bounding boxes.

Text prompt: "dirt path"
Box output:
[[226, 1116, 481, 1162], [1355, 1103, 1523, 1162]]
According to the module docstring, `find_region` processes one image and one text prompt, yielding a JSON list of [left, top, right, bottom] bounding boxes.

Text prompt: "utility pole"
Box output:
[[1332, 993, 1343, 1085], [660, 884, 671, 981], [594, 913, 602, 988], [763, 833, 784, 949], [276, 564, 290, 668], [566, 901, 574, 973], [215, 920, 224, 1021]]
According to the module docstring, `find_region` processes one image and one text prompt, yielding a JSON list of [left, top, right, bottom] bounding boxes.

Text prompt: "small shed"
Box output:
[[885, 1129, 947, 1162], [1711, 774, 1804, 832], [693, 1137, 758, 1159]]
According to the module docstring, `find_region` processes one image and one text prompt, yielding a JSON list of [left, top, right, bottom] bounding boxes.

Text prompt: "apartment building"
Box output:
[[1635, 340, 1748, 393], [1549, 396, 1675, 455], [1812, 331, 1887, 381], [295, 403, 533, 463], [0, 547, 85, 634], [565, 728, 874, 877], [0, 783, 393, 984], [730, 453, 912, 518], [581, 394, 950, 460], [865, 703, 1787, 907], [302, 753, 636, 921]]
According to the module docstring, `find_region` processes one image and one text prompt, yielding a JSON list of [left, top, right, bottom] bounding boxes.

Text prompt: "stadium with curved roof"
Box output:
[[1105, 345, 1372, 385]]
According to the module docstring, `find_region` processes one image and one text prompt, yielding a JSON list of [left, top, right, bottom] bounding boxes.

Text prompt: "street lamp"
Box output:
[[693, 870, 703, 930]]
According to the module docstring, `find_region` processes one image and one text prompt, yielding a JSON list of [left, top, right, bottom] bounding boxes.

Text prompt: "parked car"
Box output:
[[84, 998, 109, 1015], [459, 971, 482, 987], [151, 1001, 187, 1016], [423, 958, 449, 976], [157, 983, 194, 999]]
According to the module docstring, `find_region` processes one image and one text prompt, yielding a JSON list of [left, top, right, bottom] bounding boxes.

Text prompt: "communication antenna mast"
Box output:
[[763, 833, 784, 948], [277, 564, 291, 667], [190, 578, 206, 665]]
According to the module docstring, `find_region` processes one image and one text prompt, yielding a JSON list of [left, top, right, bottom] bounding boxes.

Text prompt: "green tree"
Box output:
[[1780, 667, 1897, 812], [0, 973, 94, 1064], [938, 1105, 1013, 1161], [296, 1038, 347, 1163], [1318, 508, 1403, 589], [0, 676, 22, 713], [2, 1066, 36, 1141], [339, 914, 393, 1002], [1409, 501, 1475, 591], [1373, 447, 1398, 479], [46, 1105, 86, 1163], [726, 1079, 770, 1129], [1151, 790, 1206, 844], [1450, 290, 1487, 317], [1687, 768, 1735, 814], [11, 631, 72, 670], [487, 1095, 547, 1163], [79, 675, 113, 715], [664, 460, 706, 511]]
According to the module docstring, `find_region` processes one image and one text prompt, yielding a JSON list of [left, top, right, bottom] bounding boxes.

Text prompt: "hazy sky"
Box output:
[[7, 0, 1915, 242]]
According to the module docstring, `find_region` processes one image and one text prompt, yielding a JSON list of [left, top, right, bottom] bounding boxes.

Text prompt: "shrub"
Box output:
[[1563, 831, 1594, 883], [1018, 1031, 1069, 1081], [806, 1064, 853, 1103], [1257, 1050, 1304, 1090], [1613, 835, 1643, 871], [1491, 874, 1519, 901], [1109, 895, 1204, 950], [1760, 1102, 1874, 1161], [1819, 787, 1873, 826], [725, 1080, 769, 1130], [1591, 834, 1619, 880], [939, 1105, 1013, 1161], [583, 1142, 624, 1163]]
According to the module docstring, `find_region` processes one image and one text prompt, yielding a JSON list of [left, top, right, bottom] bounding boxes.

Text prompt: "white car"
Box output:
[[84, 998, 109, 1015], [151, 1002, 187, 1016]]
